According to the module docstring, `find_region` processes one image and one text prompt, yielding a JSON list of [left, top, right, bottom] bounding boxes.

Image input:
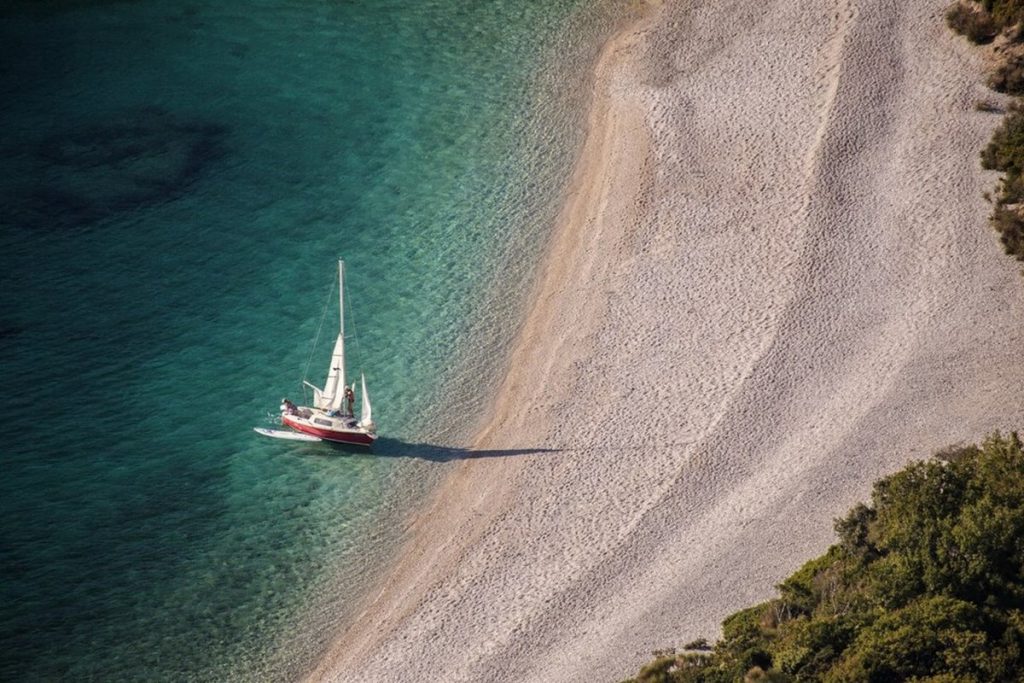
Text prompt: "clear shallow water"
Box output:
[[0, 0, 626, 680]]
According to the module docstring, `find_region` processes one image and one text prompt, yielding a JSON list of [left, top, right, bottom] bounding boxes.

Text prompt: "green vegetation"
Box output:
[[948, 1, 1024, 263], [982, 109, 1024, 259], [623, 433, 1024, 683], [989, 54, 1024, 95], [947, 0, 1024, 43], [947, 2, 1000, 43]]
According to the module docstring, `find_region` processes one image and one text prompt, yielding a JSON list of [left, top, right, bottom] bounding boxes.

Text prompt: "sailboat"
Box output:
[[256, 260, 378, 447]]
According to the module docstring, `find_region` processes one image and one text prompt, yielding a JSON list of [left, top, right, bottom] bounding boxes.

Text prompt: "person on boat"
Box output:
[[345, 385, 355, 416], [281, 398, 298, 415]]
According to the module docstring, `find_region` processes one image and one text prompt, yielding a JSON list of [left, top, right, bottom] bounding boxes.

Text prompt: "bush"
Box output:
[[991, 206, 1024, 259], [953, 2, 1024, 267], [979, 103, 1024, 260], [825, 597, 994, 682], [989, 53, 1024, 94], [986, 0, 1024, 28], [947, 2, 999, 43], [981, 107, 1024, 173]]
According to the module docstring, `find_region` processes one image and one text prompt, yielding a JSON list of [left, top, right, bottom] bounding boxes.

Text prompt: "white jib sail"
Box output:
[[359, 373, 372, 427], [304, 381, 325, 409]]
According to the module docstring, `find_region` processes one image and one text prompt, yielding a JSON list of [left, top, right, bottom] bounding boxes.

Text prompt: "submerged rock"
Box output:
[[6, 107, 228, 232]]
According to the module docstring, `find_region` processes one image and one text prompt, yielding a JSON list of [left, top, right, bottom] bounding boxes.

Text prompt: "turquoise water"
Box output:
[[0, 1, 626, 679]]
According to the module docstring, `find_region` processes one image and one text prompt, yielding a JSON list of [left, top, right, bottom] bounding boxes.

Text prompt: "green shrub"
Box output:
[[996, 172, 1024, 203], [991, 206, 1024, 259], [625, 655, 678, 683], [989, 53, 1024, 93], [947, 2, 999, 43], [742, 666, 791, 682], [720, 605, 772, 653], [987, 0, 1024, 28], [682, 638, 711, 651], [824, 597, 994, 682], [952, 2, 1024, 267], [981, 107, 1024, 173]]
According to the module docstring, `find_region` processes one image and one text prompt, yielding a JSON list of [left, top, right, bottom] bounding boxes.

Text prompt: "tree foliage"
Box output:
[[623, 434, 1024, 683]]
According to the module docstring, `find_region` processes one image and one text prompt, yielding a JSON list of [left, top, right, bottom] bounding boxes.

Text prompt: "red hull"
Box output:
[[282, 415, 376, 447]]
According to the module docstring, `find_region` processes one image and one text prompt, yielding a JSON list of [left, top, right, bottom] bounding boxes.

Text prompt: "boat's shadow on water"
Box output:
[[371, 437, 562, 462]]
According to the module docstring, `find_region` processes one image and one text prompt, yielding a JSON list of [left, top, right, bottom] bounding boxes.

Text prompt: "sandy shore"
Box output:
[[308, 0, 1024, 680]]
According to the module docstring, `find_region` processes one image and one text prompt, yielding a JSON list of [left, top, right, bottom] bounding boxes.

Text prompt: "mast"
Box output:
[[339, 259, 345, 357], [322, 260, 347, 411]]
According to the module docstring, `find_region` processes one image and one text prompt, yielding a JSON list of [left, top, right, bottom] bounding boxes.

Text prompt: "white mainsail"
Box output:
[[323, 333, 347, 411], [307, 261, 347, 411]]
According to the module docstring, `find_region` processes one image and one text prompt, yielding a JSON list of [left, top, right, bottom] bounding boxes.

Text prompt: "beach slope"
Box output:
[[311, 0, 1024, 680]]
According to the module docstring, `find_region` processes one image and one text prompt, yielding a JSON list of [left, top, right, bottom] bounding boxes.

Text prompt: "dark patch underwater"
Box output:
[[6, 107, 227, 232]]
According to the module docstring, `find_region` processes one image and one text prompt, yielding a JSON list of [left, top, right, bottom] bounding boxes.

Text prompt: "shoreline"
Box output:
[[302, 8, 655, 681], [306, 1, 1024, 681]]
